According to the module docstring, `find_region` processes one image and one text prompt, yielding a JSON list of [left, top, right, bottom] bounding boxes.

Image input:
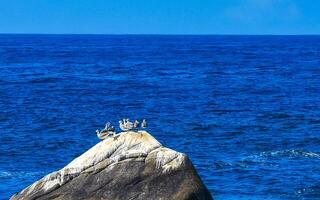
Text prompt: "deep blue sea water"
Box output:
[[1, 35, 320, 200]]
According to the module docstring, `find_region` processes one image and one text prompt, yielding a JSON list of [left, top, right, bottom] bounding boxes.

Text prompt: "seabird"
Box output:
[[126, 119, 134, 130], [133, 120, 140, 128], [96, 122, 117, 140], [141, 119, 147, 128], [120, 119, 130, 131], [104, 122, 115, 132]]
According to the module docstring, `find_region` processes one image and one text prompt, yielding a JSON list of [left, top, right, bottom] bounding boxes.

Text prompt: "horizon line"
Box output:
[[0, 33, 320, 36]]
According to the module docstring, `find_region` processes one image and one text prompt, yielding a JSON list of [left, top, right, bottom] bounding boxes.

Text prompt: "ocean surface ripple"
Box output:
[[1, 35, 320, 200]]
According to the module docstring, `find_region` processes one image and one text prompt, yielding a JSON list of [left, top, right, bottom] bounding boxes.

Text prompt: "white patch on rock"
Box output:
[[154, 148, 187, 173], [18, 131, 164, 195]]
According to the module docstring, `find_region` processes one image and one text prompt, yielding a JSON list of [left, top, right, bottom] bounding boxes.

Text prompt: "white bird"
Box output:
[[105, 122, 110, 130], [126, 119, 134, 130], [119, 120, 126, 131], [96, 122, 116, 140], [133, 120, 140, 128], [103, 122, 115, 132], [141, 119, 147, 128], [119, 119, 129, 131]]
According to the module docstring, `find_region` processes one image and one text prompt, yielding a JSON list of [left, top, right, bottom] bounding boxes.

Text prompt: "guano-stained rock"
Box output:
[[11, 131, 213, 200]]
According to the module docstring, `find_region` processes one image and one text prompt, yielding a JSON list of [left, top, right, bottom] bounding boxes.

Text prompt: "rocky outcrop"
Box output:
[[11, 131, 213, 200]]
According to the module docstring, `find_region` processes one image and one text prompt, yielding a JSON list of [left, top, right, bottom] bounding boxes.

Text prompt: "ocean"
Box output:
[[0, 35, 320, 200]]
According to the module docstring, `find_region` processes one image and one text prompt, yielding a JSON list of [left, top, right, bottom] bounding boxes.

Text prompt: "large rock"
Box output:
[[11, 131, 213, 200]]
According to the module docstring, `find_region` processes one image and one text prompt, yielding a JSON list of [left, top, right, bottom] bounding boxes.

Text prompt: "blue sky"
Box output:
[[0, 0, 319, 34]]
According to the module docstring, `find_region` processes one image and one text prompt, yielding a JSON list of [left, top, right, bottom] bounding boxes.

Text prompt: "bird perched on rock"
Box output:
[[133, 120, 140, 129], [127, 119, 134, 130], [103, 122, 115, 132], [96, 122, 116, 140], [141, 119, 147, 129], [119, 120, 125, 131], [119, 118, 134, 131]]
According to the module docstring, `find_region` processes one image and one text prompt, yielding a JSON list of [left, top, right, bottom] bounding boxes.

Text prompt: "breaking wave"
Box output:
[[245, 150, 320, 161], [0, 171, 44, 179]]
